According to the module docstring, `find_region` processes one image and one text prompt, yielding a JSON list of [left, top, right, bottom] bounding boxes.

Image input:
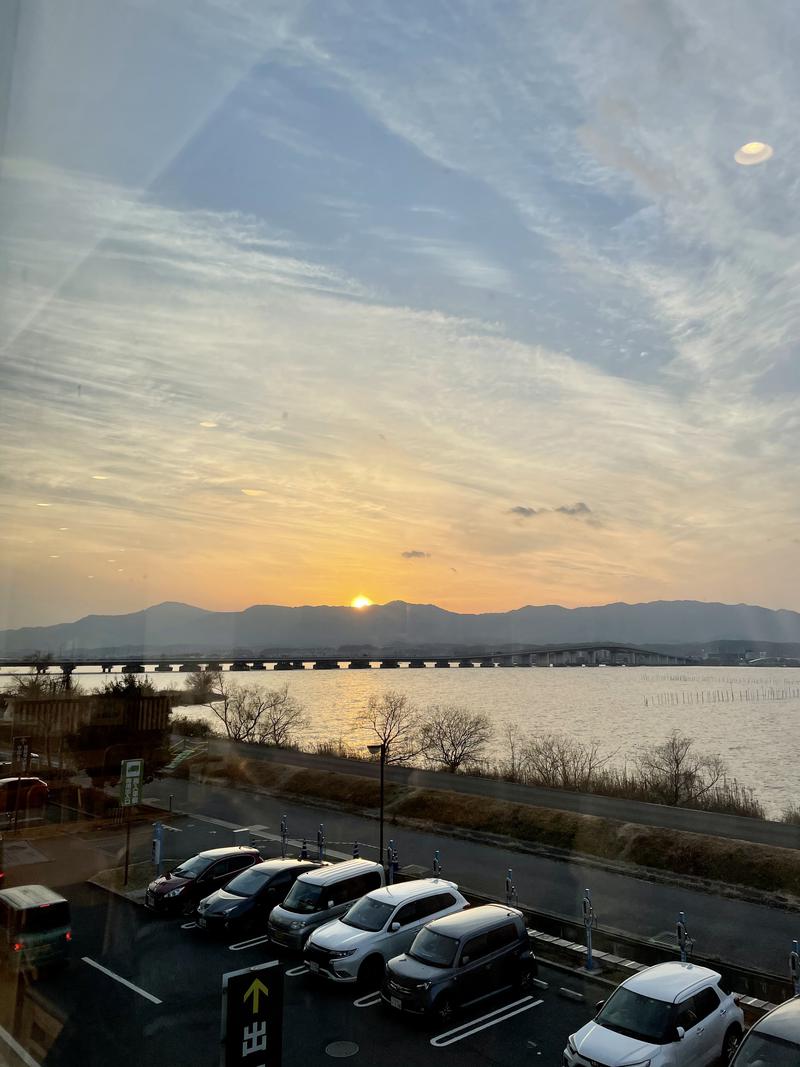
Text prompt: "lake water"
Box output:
[[3, 665, 799, 816]]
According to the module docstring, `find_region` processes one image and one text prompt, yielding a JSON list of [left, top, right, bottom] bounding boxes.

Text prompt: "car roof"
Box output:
[[624, 962, 721, 1001], [294, 858, 382, 885], [194, 846, 261, 860], [246, 858, 325, 875], [752, 996, 800, 1042], [364, 878, 458, 905], [425, 903, 521, 938], [0, 885, 67, 910]]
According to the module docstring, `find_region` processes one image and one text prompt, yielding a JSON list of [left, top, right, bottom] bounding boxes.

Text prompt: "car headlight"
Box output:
[[567, 1035, 577, 1054], [289, 921, 303, 930], [328, 949, 356, 959], [165, 886, 185, 899]]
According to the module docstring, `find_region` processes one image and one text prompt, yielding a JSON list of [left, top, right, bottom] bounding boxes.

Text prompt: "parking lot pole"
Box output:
[[300, 838, 309, 859], [582, 889, 595, 971], [317, 824, 325, 861], [353, 841, 359, 858], [676, 912, 692, 963], [280, 815, 288, 858], [790, 940, 800, 995], [433, 849, 442, 877], [505, 868, 518, 907], [152, 820, 163, 876], [387, 840, 399, 884]]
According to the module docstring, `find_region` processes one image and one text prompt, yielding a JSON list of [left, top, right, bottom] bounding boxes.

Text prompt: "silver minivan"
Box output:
[[267, 858, 384, 950]]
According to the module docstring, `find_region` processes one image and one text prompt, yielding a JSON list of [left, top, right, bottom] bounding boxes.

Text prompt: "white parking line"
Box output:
[[82, 957, 163, 1005], [228, 934, 273, 952], [430, 996, 543, 1048], [0, 1022, 41, 1067], [285, 965, 309, 977], [180, 921, 197, 930], [353, 991, 381, 1007]]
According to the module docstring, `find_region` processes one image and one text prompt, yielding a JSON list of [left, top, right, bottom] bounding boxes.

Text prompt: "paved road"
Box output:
[[144, 777, 798, 975], [12, 882, 601, 1067], [209, 739, 800, 849]]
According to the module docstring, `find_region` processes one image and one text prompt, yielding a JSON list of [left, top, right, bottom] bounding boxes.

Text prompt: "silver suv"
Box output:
[[304, 878, 467, 986], [729, 995, 799, 1067]]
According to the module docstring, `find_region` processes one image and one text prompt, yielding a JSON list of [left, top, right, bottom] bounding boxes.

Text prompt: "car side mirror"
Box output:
[[390, 922, 400, 932], [328, 900, 335, 909], [595, 1000, 605, 1013], [675, 1026, 685, 1041], [461, 955, 470, 965]]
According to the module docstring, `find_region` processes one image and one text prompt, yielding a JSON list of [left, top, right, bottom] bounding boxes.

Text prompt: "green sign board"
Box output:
[[119, 758, 144, 807], [221, 962, 282, 1067]]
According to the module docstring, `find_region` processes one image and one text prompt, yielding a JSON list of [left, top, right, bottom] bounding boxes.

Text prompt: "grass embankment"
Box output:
[[92, 860, 154, 894], [198, 756, 800, 900]]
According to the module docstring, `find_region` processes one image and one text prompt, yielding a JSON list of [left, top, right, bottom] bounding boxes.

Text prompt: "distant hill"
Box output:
[[2, 599, 800, 656]]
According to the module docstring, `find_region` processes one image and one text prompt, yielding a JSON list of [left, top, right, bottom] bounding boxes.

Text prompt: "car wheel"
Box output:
[[722, 1026, 742, 1064], [516, 964, 534, 991], [358, 955, 385, 990], [434, 995, 454, 1024]]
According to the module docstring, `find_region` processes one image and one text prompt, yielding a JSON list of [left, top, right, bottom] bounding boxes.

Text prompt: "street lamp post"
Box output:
[[367, 742, 386, 867]]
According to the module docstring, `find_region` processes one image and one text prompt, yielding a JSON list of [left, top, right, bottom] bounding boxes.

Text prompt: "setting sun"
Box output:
[[350, 595, 373, 609]]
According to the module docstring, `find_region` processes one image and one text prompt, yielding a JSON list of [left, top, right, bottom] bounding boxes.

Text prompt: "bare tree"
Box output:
[[636, 731, 725, 806], [518, 733, 609, 790], [420, 705, 493, 773], [356, 690, 421, 765], [205, 672, 307, 747]]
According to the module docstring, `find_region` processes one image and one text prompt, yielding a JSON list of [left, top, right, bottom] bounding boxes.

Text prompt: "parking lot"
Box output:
[[15, 878, 605, 1067]]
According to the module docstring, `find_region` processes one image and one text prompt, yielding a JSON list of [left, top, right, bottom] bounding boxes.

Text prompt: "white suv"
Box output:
[[303, 878, 468, 986], [564, 962, 744, 1067]]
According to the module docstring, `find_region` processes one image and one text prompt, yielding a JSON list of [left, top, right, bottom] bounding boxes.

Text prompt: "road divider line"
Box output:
[[229, 934, 273, 951], [82, 957, 163, 1005], [0, 1022, 41, 1067], [353, 991, 381, 1007], [430, 997, 542, 1048], [285, 965, 309, 977]]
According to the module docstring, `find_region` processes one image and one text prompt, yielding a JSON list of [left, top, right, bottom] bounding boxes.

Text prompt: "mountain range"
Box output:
[[2, 599, 800, 656]]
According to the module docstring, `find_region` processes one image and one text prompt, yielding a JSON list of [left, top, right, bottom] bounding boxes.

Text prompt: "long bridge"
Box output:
[[0, 643, 695, 678]]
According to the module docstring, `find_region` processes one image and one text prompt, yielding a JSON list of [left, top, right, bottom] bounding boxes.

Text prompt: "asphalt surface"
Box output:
[[142, 778, 799, 975], [11, 881, 603, 1067], [209, 738, 800, 850]]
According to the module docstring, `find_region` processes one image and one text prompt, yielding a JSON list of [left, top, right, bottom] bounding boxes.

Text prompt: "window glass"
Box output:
[[693, 987, 721, 1020], [487, 923, 518, 951], [341, 896, 394, 931], [597, 988, 674, 1045], [408, 928, 459, 968], [675, 998, 700, 1031], [393, 901, 420, 926], [225, 866, 274, 897], [461, 932, 491, 963]]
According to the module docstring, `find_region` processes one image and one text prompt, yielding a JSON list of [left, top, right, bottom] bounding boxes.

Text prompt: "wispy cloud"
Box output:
[[401, 550, 431, 559]]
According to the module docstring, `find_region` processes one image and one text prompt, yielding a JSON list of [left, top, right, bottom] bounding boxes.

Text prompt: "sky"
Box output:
[[1, 0, 799, 629]]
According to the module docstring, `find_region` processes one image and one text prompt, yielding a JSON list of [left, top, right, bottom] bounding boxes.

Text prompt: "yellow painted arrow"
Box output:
[[244, 977, 270, 1014]]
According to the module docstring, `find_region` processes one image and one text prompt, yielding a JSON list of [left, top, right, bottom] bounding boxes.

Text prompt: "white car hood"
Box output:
[[573, 1021, 660, 1065], [308, 919, 372, 951]]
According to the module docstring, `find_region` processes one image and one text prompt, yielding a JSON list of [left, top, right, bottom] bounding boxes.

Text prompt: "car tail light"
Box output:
[[13, 942, 24, 952], [65, 931, 72, 942]]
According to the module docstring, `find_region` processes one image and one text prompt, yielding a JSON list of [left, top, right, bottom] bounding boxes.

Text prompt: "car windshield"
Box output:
[[596, 988, 673, 1044], [281, 880, 325, 914], [732, 1033, 799, 1067], [224, 867, 274, 897], [341, 897, 395, 932], [171, 856, 210, 880], [408, 928, 459, 968]]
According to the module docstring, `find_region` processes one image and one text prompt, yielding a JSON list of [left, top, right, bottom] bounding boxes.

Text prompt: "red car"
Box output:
[[145, 846, 261, 915]]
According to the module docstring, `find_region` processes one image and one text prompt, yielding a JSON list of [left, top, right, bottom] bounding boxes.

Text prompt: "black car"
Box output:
[[145, 846, 261, 915], [196, 858, 325, 935], [382, 903, 536, 1022]]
